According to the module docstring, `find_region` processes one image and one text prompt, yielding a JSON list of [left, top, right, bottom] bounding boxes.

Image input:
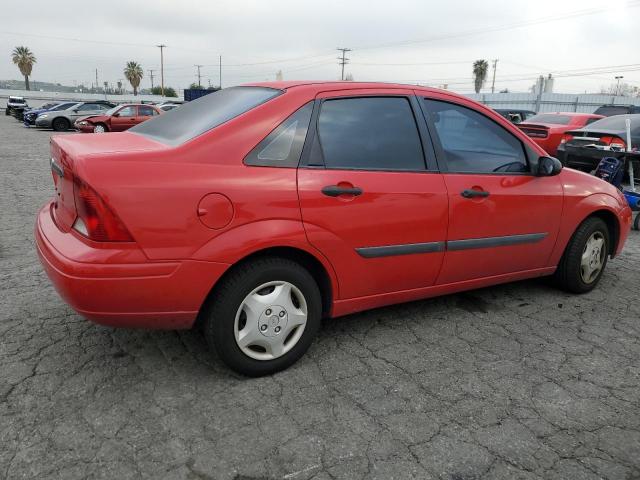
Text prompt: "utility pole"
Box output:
[[148, 69, 155, 90], [337, 47, 351, 81], [194, 64, 203, 87], [219, 55, 222, 89], [615, 75, 624, 96], [491, 59, 498, 94], [95, 69, 99, 93], [157, 44, 166, 96]]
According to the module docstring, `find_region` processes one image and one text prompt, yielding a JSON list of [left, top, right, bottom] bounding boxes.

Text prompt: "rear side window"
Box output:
[[424, 99, 528, 174], [139, 105, 157, 116], [245, 102, 313, 168], [131, 86, 282, 146], [315, 97, 425, 171]]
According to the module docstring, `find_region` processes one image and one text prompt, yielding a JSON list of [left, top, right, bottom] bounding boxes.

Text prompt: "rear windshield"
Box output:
[[580, 115, 640, 135], [130, 86, 282, 145], [594, 106, 629, 117], [526, 114, 571, 125]]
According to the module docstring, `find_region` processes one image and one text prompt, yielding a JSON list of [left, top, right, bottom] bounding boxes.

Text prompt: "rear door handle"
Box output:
[[321, 185, 363, 197], [461, 189, 490, 198]]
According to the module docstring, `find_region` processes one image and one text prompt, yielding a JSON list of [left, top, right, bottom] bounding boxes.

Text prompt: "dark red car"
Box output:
[[74, 103, 162, 133], [36, 82, 632, 375], [518, 112, 604, 156]]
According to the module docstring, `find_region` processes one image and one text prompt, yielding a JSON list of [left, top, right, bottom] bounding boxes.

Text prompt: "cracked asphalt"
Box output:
[[1, 109, 640, 480]]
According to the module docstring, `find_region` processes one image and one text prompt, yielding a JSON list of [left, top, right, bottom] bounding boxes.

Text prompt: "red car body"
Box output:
[[74, 104, 162, 133], [518, 112, 604, 156], [36, 82, 632, 331]]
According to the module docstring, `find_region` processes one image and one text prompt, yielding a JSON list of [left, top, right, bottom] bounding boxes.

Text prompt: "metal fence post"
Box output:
[[574, 96, 579, 112]]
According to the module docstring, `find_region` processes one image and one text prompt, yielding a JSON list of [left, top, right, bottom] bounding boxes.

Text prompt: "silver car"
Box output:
[[35, 102, 113, 131]]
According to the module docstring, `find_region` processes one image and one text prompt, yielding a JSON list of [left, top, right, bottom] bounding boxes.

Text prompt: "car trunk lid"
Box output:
[[49, 132, 166, 233]]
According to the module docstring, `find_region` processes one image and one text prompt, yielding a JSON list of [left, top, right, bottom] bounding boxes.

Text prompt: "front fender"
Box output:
[[548, 192, 628, 266], [191, 219, 340, 298]]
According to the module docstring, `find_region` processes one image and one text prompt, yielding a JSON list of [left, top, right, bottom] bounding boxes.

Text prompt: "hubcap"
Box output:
[[234, 281, 308, 361], [580, 231, 605, 284], [94, 125, 105, 133]]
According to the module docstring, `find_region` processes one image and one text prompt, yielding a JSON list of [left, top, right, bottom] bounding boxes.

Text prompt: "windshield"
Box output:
[[526, 114, 572, 125], [104, 106, 121, 115], [130, 86, 282, 146], [10, 98, 26, 104]]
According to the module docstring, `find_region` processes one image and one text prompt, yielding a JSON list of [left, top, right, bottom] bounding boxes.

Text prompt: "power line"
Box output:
[[353, 0, 640, 51]]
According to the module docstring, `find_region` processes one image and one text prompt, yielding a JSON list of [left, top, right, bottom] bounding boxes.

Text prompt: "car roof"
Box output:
[[530, 112, 603, 117], [244, 80, 471, 100]]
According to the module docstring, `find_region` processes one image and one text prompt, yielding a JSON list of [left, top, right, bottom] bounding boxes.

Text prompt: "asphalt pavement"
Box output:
[[1, 112, 639, 479]]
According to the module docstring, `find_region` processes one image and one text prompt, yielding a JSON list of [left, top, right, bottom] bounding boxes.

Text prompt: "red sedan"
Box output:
[[74, 103, 162, 133], [36, 82, 632, 376], [518, 112, 604, 155]]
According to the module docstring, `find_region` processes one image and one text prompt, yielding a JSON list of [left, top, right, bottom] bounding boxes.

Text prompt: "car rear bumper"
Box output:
[[35, 203, 230, 329]]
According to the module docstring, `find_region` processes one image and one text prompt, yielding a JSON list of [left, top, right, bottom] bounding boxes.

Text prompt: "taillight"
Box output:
[[72, 177, 133, 242], [560, 133, 573, 144], [599, 136, 626, 150]]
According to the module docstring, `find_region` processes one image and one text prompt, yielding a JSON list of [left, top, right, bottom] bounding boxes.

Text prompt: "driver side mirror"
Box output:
[[537, 156, 563, 177]]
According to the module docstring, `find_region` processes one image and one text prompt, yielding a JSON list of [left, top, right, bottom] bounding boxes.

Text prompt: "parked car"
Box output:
[[35, 101, 115, 131], [5, 96, 28, 116], [517, 112, 604, 155], [493, 108, 537, 124], [158, 103, 180, 112], [593, 104, 640, 117], [36, 82, 632, 376], [74, 104, 162, 133], [24, 102, 79, 126], [556, 114, 640, 171]]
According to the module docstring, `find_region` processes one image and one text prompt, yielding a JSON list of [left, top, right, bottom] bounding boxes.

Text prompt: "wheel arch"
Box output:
[[195, 245, 336, 329], [549, 193, 624, 266], [589, 209, 620, 257]]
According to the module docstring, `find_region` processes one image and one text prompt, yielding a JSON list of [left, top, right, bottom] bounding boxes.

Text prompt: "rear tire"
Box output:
[[203, 257, 322, 376], [552, 217, 610, 293], [634, 213, 640, 231], [52, 117, 70, 132]]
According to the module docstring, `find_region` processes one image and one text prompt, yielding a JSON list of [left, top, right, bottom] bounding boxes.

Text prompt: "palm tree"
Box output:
[[124, 61, 144, 96], [12, 46, 36, 91], [472, 60, 489, 94]]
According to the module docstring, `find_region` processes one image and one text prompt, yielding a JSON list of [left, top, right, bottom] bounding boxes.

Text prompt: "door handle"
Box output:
[[321, 185, 363, 197], [461, 189, 490, 198]]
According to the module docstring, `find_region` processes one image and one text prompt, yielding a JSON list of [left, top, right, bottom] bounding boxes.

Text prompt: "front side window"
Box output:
[[315, 97, 425, 171], [424, 99, 528, 174], [245, 102, 313, 168]]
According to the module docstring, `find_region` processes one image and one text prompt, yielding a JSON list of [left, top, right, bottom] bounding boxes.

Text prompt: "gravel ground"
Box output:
[[1, 112, 640, 480]]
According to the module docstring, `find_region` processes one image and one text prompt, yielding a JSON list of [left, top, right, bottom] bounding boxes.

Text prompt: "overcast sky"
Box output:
[[1, 0, 638, 94]]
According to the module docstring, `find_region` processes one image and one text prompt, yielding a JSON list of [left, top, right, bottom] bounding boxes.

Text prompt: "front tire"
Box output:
[[93, 123, 107, 133], [204, 257, 322, 376], [52, 117, 70, 132], [553, 217, 610, 293]]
